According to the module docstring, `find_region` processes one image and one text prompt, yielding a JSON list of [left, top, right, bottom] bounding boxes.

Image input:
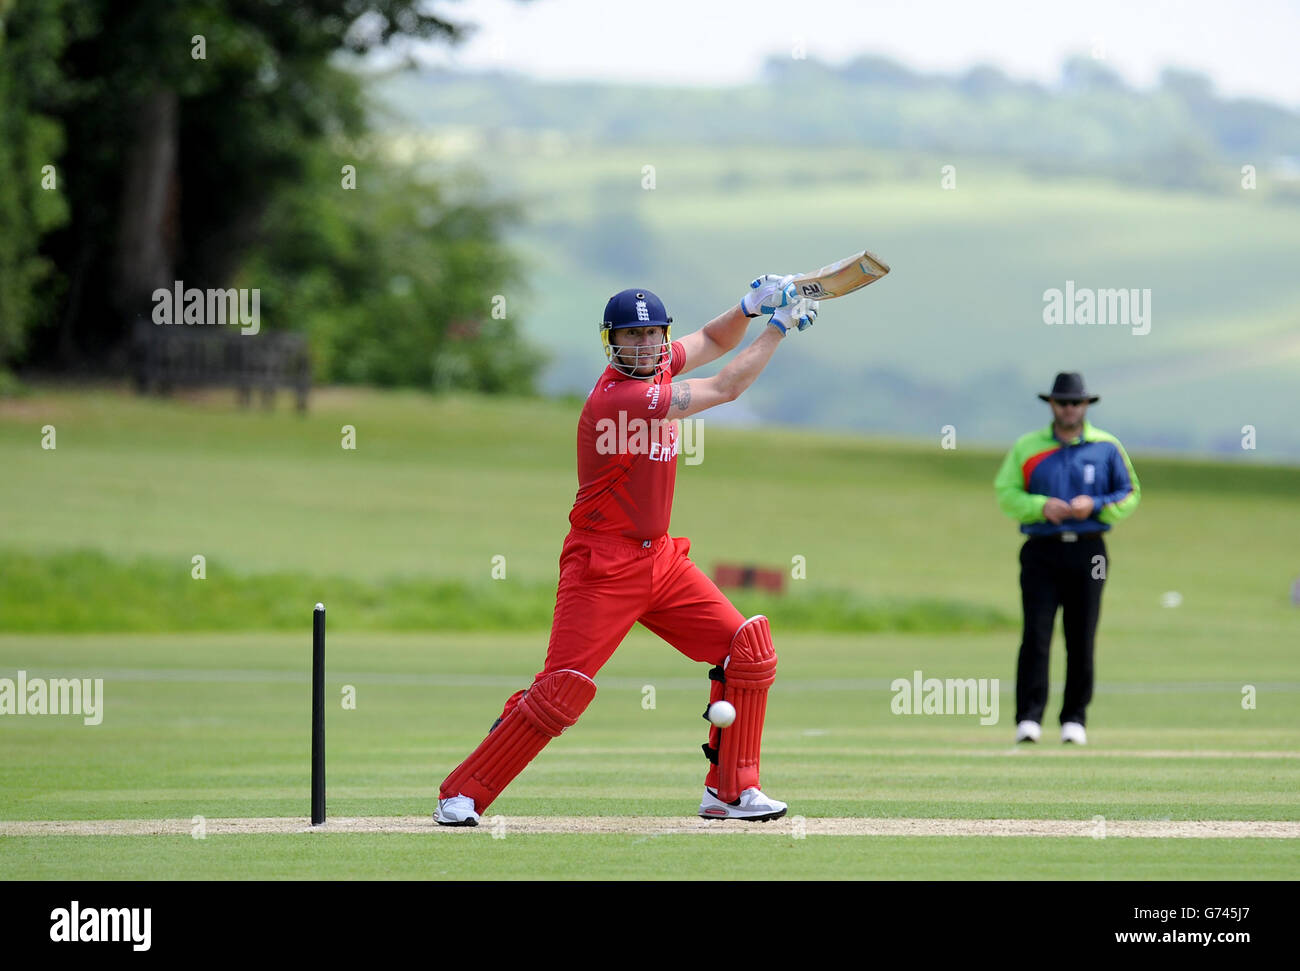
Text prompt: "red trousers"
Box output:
[[498, 527, 746, 722]]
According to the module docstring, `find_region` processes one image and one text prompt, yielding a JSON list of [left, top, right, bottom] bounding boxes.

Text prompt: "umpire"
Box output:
[[994, 372, 1141, 745]]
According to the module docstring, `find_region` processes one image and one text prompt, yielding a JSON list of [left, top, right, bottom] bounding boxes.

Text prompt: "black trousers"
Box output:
[[1016, 534, 1107, 726]]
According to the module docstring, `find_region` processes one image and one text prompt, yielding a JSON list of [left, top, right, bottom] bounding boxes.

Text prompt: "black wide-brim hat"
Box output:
[[1038, 371, 1100, 403]]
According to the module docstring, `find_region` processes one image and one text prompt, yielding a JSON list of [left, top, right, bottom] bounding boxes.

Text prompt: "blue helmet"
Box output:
[[601, 288, 672, 377]]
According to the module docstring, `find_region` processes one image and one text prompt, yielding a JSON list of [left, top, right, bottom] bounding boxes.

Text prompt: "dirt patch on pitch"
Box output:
[[3, 817, 1298, 838]]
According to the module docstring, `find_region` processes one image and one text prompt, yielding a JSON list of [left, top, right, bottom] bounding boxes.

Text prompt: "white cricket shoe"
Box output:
[[1015, 720, 1042, 743], [1061, 721, 1088, 745], [435, 794, 481, 827], [698, 786, 788, 822]]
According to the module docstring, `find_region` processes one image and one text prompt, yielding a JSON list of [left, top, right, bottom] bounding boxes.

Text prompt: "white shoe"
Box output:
[[435, 794, 481, 826], [1061, 721, 1088, 745], [1015, 720, 1041, 743], [698, 786, 788, 821]]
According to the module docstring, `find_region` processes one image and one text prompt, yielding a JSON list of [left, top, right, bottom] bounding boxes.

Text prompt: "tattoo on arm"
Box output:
[[671, 383, 691, 412]]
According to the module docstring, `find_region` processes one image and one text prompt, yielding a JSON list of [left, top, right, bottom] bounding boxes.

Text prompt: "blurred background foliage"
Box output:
[[3, 1, 1299, 453], [372, 51, 1300, 458], [382, 52, 1300, 193], [0, 0, 538, 392]]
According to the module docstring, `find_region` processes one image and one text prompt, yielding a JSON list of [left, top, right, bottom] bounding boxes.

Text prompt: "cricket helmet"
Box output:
[[601, 288, 672, 378]]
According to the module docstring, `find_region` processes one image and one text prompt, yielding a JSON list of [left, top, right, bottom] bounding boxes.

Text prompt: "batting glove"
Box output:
[[740, 273, 797, 317], [769, 298, 818, 335]]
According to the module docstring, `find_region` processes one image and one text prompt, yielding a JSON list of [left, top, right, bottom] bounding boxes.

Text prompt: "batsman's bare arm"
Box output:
[[674, 304, 751, 377], [666, 324, 783, 420]]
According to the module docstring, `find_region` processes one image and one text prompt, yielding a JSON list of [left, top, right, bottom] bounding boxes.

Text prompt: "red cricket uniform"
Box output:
[[438, 314, 781, 815], [498, 340, 746, 720]]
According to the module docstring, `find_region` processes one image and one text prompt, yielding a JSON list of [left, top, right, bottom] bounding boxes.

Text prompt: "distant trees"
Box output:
[[391, 53, 1300, 187]]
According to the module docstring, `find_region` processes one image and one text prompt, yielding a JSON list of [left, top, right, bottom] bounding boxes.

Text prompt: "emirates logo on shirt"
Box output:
[[595, 412, 678, 462], [646, 383, 660, 411]]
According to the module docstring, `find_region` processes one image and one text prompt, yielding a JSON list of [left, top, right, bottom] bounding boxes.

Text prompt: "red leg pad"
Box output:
[[716, 615, 777, 802], [703, 668, 726, 791], [439, 669, 596, 812]]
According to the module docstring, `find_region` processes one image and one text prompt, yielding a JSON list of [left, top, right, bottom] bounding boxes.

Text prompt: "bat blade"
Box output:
[[790, 249, 890, 299]]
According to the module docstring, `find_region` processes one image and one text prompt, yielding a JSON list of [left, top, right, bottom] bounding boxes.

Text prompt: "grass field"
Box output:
[[1, 387, 1297, 879]]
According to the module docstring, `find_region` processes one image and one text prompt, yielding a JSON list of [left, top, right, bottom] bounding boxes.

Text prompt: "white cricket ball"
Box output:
[[1160, 591, 1183, 608], [707, 701, 736, 727]]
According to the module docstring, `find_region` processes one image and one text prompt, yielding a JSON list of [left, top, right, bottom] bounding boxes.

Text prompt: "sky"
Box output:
[[415, 0, 1300, 107]]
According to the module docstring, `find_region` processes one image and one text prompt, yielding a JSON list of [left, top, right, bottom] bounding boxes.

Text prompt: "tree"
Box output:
[[4, 0, 537, 391], [1060, 55, 1128, 94], [0, 0, 72, 373], [241, 144, 539, 391]]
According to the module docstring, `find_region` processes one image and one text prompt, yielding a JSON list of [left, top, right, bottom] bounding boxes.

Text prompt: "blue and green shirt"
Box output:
[[994, 421, 1140, 537]]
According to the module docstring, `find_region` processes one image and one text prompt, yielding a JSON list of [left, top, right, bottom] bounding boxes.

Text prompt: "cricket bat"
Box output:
[[789, 249, 890, 300]]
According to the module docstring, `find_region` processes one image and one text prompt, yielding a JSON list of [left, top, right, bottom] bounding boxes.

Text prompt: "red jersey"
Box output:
[[569, 340, 687, 539]]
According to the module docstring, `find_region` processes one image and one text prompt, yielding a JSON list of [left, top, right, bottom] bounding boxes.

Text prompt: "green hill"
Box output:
[[386, 137, 1300, 458], [366, 57, 1300, 459]]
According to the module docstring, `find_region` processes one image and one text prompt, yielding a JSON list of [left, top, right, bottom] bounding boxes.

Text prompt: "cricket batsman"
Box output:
[[435, 276, 816, 825]]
